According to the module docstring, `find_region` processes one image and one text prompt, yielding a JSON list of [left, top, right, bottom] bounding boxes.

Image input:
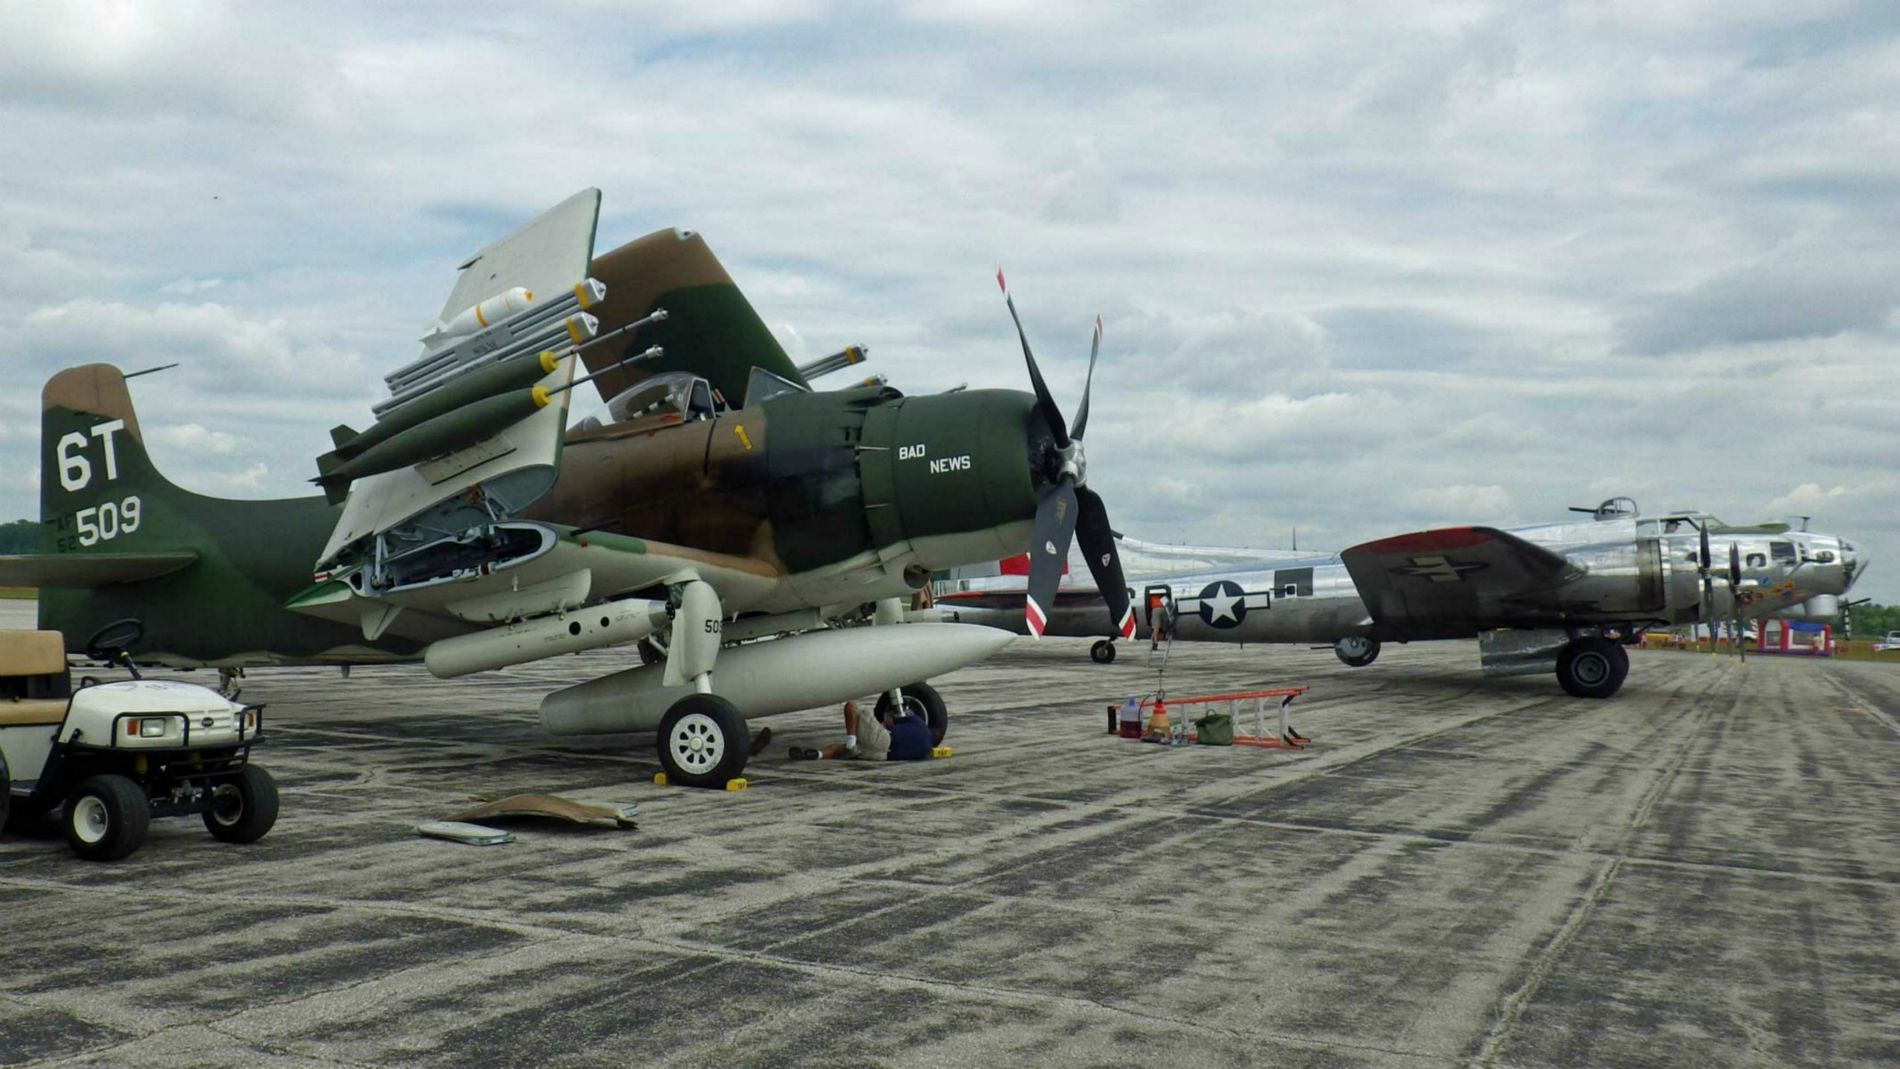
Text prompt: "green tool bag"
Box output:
[[1194, 712, 1234, 746]]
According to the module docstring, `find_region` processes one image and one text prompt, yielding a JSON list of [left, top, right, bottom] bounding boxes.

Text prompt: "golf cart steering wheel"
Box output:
[[84, 618, 146, 678]]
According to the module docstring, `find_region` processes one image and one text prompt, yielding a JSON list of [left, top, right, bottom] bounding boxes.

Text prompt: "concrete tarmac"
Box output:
[[2, 610, 1897, 1067]]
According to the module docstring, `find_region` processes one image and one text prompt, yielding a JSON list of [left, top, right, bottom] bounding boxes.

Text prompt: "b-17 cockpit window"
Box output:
[[1813, 550, 1836, 563], [1770, 541, 1796, 563], [1747, 553, 1767, 568]]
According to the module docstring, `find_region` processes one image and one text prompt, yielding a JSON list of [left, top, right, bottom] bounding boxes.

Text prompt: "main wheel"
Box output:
[[1607, 641, 1630, 691], [1335, 636, 1381, 667], [0, 751, 10, 832], [875, 682, 948, 745], [657, 694, 749, 788], [204, 765, 279, 844], [1557, 636, 1623, 699], [1090, 640, 1117, 664], [64, 774, 150, 862]]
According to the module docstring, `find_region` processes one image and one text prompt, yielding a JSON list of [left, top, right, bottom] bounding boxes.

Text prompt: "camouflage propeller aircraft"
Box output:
[[931, 498, 1866, 699], [0, 189, 1136, 787]]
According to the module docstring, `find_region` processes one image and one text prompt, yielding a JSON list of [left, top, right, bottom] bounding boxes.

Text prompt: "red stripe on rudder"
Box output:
[[1352, 527, 1495, 555]]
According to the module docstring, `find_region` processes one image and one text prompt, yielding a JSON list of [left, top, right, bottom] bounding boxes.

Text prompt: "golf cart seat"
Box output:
[[0, 630, 72, 726]]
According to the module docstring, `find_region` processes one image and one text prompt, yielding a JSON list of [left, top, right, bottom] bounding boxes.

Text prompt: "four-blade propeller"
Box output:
[[999, 271, 1134, 642]]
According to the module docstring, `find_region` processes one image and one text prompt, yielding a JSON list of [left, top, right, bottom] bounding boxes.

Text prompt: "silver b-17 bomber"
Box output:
[[932, 495, 1865, 698]]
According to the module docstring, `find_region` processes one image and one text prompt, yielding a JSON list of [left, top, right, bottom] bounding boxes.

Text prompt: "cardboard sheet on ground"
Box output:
[[449, 794, 639, 829]]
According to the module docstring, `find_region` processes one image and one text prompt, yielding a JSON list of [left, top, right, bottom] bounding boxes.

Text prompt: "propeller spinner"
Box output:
[[999, 272, 1133, 641]]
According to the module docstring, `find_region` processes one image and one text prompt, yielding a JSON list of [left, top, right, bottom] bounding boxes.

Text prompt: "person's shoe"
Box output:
[[842, 743, 861, 759], [750, 726, 773, 756], [788, 747, 816, 760]]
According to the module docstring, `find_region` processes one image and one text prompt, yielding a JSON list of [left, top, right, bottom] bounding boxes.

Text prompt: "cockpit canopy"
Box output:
[[1590, 497, 1639, 521], [572, 371, 716, 432]]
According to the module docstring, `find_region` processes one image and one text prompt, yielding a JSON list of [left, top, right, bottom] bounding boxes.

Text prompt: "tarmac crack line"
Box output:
[[1467, 665, 1739, 1068]]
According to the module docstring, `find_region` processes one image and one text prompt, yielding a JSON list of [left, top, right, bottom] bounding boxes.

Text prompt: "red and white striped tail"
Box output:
[[1025, 595, 1048, 638], [1117, 606, 1136, 640]]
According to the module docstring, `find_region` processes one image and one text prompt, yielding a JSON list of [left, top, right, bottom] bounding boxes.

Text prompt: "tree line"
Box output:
[[0, 518, 37, 554]]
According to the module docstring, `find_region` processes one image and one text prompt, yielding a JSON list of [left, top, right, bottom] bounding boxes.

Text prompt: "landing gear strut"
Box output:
[[1556, 635, 1628, 699], [1090, 640, 1117, 664]]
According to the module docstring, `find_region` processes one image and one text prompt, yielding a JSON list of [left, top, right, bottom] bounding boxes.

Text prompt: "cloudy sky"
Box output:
[[2, 1, 1896, 600]]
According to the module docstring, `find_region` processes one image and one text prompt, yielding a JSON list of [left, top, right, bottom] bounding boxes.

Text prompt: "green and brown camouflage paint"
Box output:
[[27, 229, 1052, 667]]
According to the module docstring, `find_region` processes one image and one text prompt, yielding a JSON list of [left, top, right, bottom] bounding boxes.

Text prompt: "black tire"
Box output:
[[0, 750, 10, 833], [1335, 637, 1381, 668], [656, 694, 749, 788], [876, 682, 948, 745], [1557, 636, 1623, 699], [204, 765, 279, 844], [637, 637, 665, 666], [64, 774, 150, 862], [1090, 640, 1117, 664], [1607, 641, 1631, 691]]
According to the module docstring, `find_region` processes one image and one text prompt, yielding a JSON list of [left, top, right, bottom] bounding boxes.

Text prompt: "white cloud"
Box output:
[[147, 423, 243, 457]]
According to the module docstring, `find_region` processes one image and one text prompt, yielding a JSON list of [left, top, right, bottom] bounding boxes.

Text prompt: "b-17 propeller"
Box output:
[[998, 271, 1134, 641]]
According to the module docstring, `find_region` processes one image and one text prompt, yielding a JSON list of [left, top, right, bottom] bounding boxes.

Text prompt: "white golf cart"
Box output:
[[0, 622, 277, 861]]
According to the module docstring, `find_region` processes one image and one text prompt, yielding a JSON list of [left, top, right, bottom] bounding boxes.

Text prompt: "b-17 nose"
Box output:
[[1840, 540, 1864, 592]]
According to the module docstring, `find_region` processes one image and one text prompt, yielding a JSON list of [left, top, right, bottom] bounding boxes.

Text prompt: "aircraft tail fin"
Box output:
[[329, 424, 357, 450], [21, 364, 199, 584]]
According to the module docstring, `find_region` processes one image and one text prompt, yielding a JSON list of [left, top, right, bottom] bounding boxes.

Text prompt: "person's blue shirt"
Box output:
[[886, 715, 931, 761]]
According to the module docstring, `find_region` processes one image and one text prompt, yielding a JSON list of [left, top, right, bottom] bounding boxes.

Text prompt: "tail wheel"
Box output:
[[204, 765, 280, 844], [656, 694, 749, 788], [1335, 636, 1381, 667], [64, 774, 151, 862], [1090, 640, 1117, 664], [1557, 636, 1624, 699], [876, 682, 948, 745]]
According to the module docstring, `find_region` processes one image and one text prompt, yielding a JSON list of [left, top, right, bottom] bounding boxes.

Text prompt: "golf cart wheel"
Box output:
[[204, 765, 280, 844], [1335, 636, 1381, 668], [875, 682, 949, 745], [64, 774, 151, 862], [1557, 636, 1623, 699], [1090, 640, 1117, 664], [657, 694, 749, 789]]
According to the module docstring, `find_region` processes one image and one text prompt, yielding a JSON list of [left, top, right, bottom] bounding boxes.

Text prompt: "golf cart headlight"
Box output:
[[139, 719, 165, 738]]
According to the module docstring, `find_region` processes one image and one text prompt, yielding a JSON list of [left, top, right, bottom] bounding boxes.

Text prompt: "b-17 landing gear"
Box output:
[[1334, 636, 1380, 668], [1556, 635, 1628, 699], [1090, 640, 1117, 664]]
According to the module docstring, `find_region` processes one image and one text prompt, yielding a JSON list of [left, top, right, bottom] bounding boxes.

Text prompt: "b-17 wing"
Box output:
[[1341, 526, 1583, 633]]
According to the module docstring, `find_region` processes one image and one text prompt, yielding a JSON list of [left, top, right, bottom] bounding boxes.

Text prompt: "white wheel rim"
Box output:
[[210, 784, 243, 826], [900, 696, 927, 719], [1340, 638, 1372, 657], [1574, 652, 1610, 686], [73, 796, 109, 844], [669, 712, 726, 774]]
